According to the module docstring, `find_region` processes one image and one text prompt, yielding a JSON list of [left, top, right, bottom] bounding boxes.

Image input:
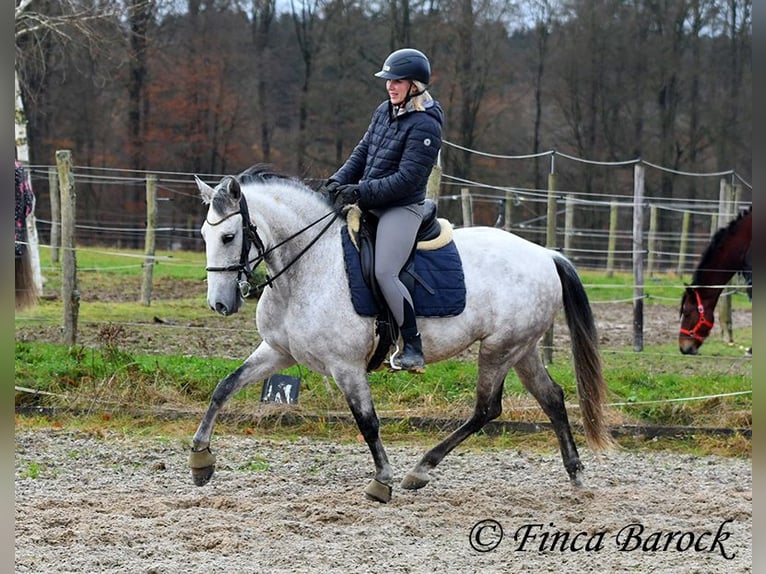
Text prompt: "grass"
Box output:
[[15, 248, 752, 457]]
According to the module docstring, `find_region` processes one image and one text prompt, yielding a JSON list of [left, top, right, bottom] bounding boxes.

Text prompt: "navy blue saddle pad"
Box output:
[[341, 226, 466, 317]]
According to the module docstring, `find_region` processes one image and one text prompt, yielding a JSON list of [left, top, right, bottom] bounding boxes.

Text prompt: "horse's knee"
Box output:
[[210, 367, 247, 404]]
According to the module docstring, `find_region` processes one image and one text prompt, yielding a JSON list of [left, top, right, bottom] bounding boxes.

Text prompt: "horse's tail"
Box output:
[[15, 250, 39, 311], [553, 254, 614, 451]]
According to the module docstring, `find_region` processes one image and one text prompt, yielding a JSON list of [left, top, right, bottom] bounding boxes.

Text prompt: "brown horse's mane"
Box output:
[[691, 206, 751, 285]]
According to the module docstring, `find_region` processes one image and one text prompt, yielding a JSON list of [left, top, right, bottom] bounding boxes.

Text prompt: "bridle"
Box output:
[[205, 194, 339, 297], [678, 289, 714, 344]]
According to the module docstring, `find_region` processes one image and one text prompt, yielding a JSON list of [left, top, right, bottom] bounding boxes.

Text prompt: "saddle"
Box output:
[[341, 199, 466, 371]]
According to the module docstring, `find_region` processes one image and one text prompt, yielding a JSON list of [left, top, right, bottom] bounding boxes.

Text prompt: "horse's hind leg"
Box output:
[[401, 351, 511, 491], [514, 351, 584, 486], [190, 341, 295, 486]]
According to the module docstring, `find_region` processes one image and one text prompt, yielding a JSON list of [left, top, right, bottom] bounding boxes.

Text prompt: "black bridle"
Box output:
[[205, 194, 339, 297]]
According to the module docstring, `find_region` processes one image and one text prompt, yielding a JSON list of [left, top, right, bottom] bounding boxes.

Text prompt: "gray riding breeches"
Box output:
[[370, 202, 424, 326]]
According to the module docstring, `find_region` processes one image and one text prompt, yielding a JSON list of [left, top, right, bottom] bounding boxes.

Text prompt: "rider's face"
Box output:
[[386, 79, 412, 105]]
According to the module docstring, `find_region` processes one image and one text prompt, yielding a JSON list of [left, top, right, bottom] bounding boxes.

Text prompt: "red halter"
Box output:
[[679, 289, 715, 343]]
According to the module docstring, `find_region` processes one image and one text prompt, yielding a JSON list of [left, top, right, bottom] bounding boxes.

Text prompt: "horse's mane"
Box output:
[[239, 163, 330, 193], [692, 206, 752, 284], [238, 163, 297, 185]]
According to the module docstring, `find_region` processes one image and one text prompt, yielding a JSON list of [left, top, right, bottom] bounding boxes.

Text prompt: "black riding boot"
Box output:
[[392, 302, 425, 373]]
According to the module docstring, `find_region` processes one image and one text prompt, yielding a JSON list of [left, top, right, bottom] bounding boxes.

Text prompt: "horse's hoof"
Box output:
[[569, 470, 584, 488], [191, 465, 215, 486], [364, 479, 392, 503], [400, 470, 430, 490], [189, 447, 216, 486]]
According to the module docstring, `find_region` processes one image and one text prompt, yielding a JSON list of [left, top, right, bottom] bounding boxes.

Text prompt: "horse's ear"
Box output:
[[195, 175, 215, 205], [222, 176, 242, 201]]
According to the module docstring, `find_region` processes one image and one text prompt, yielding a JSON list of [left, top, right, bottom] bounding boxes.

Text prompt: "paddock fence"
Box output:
[[16, 146, 752, 356]]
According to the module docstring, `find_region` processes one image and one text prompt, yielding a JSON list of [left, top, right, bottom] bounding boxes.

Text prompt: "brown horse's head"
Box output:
[[678, 286, 716, 355]]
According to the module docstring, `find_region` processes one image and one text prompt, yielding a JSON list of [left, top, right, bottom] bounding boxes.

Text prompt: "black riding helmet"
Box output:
[[374, 48, 431, 85]]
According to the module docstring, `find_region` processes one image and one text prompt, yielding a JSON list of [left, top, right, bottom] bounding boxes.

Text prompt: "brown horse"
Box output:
[[678, 207, 752, 354]]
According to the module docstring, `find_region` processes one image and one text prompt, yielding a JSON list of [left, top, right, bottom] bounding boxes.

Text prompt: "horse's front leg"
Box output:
[[190, 341, 295, 486], [332, 366, 393, 503]]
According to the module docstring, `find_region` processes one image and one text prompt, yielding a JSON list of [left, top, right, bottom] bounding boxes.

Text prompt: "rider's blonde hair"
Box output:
[[409, 81, 433, 112]]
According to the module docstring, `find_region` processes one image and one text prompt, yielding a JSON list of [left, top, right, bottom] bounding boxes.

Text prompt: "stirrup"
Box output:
[[389, 343, 403, 371], [389, 348, 425, 373]]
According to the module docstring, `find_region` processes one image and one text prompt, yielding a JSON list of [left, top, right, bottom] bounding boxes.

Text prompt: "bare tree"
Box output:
[[127, 1, 156, 172], [440, 0, 516, 180], [290, 0, 330, 174], [525, 0, 556, 190], [388, 0, 411, 47], [15, 0, 122, 287], [251, 0, 277, 162]]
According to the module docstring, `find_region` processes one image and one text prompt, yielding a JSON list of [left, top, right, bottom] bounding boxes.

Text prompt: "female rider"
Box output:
[[323, 48, 443, 373]]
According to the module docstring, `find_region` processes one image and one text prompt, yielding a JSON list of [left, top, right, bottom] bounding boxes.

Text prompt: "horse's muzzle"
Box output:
[[678, 338, 699, 355]]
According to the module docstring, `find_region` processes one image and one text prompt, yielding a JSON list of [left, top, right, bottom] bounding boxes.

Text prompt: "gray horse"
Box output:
[[190, 166, 613, 503]]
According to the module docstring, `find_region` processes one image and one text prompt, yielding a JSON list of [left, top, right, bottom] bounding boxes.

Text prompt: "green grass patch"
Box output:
[[16, 248, 751, 457]]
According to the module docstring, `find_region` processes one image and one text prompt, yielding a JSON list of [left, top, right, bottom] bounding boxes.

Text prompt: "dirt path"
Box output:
[[15, 429, 751, 573]]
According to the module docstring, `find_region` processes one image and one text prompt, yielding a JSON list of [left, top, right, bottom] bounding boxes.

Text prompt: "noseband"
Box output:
[[679, 289, 714, 344], [205, 194, 339, 297]]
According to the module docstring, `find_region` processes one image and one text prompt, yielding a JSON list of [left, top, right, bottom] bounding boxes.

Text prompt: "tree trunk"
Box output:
[[14, 69, 43, 293]]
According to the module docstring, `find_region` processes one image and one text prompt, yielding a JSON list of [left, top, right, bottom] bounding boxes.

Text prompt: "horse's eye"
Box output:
[[222, 233, 236, 245]]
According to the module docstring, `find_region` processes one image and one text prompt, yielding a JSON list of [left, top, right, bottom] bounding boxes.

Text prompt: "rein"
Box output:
[[206, 195, 339, 297], [679, 289, 715, 344]]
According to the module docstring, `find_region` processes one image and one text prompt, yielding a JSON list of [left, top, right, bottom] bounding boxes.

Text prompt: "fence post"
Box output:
[[504, 190, 514, 232], [564, 194, 575, 258], [632, 164, 645, 352], [460, 188, 472, 227], [48, 166, 61, 264], [542, 171, 557, 365], [140, 174, 158, 306], [717, 180, 735, 343], [606, 200, 618, 277], [676, 210, 691, 277], [426, 151, 442, 201], [57, 150, 79, 346], [646, 204, 658, 276]]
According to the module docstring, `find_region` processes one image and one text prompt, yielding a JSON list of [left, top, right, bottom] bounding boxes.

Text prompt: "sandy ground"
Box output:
[[15, 429, 751, 574], [16, 284, 752, 573]]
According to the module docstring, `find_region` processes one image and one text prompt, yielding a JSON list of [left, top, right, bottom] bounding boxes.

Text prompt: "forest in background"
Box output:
[[15, 0, 751, 240]]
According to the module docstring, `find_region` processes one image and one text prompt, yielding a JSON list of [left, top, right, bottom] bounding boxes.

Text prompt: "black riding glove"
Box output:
[[318, 179, 340, 202], [333, 184, 361, 209]]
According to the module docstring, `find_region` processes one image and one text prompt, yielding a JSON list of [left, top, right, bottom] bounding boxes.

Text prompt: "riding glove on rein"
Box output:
[[333, 184, 361, 209]]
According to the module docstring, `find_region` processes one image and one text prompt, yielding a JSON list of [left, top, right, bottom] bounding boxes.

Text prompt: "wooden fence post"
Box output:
[[57, 150, 79, 346], [48, 166, 61, 264], [504, 190, 515, 232], [676, 210, 691, 277], [717, 180, 735, 343], [460, 188, 472, 227], [426, 151, 442, 201], [606, 200, 618, 277], [564, 194, 575, 258], [542, 171, 557, 365], [140, 174, 158, 305], [632, 164, 645, 352], [646, 204, 658, 276]]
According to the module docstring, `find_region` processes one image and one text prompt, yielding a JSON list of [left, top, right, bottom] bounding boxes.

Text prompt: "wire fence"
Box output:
[[15, 148, 752, 411]]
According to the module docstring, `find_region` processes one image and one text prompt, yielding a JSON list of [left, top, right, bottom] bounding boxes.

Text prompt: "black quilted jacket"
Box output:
[[330, 99, 443, 210]]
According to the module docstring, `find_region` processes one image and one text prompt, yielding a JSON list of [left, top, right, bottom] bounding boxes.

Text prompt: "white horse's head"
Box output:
[[196, 174, 254, 316]]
